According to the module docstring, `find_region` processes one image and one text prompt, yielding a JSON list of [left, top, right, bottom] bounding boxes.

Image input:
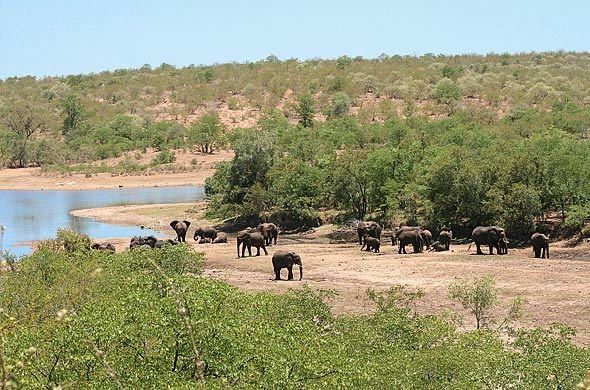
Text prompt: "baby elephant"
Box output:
[[428, 240, 447, 252], [361, 237, 380, 253], [272, 251, 303, 281], [212, 233, 227, 244], [91, 242, 116, 252], [198, 238, 212, 244]]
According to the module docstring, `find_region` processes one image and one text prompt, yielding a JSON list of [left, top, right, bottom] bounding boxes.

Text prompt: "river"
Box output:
[[0, 186, 204, 256]]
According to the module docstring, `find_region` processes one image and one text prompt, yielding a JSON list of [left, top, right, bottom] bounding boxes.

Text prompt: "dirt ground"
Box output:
[[79, 203, 590, 345], [0, 149, 233, 190]]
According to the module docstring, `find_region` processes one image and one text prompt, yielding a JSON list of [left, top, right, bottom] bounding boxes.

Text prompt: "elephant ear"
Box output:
[[183, 220, 191, 228], [170, 220, 179, 228]]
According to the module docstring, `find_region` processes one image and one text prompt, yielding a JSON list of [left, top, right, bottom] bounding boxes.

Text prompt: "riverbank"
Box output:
[[0, 149, 232, 190], [71, 202, 590, 345]]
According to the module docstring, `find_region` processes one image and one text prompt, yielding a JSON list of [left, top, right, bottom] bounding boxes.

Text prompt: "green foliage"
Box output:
[[151, 149, 176, 165], [448, 275, 498, 329], [435, 78, 461, 107], [60, 95, 87, 139], [330, 92, 351, 118], [295, 94, 315, 128], [0, 237, 587, 388], [189, 112, 226, 154]]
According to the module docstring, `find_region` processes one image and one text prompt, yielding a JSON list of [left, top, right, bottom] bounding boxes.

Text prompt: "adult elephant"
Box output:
[[438, 229, 453, 250], [272, 251, 303, 280], [396, 229, 423, 254], [193, 226, 218, 242], [130, 235, 157, 249], [531, 233, 549, 258], [257, 222, 278, 246], [237, 229, 268, 257], [421, 229, 433, 249], [470, 226, 505, 255], [357, 221, 382, 245], [393, 226, 424, 250], [169, 220, 191, 242]]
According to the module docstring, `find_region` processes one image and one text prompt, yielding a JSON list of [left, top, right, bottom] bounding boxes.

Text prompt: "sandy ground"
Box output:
[[0, 150, 233, 190], [78, 203, 590, 345]]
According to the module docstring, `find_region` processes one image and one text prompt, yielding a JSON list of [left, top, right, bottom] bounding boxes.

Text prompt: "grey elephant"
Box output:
[[154, 239, 180, 249], [531, 232, 549, 258], [257, 222, 278, 245], [361, 236, 381, 253], [498, 232, 508, 255], [198, 237, 212, 244], [169, 220, 191, 242], [421, 229, 432, 249], [130, 235, 157, 249], [438, 228, 453, 250], [194, 226, 218, 242], [469, 226, 505, 255], [428, 240, 447, 252], [237, 229, 268, 257], [212, 232, 227, 244], [396, 228, 423, 254], [357, 221, 382, 245], [272, 251, 303, 280], [91, 242, 116, 252]]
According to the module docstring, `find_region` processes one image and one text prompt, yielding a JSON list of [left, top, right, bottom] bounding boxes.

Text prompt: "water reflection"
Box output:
[[0, 186, 204, 256]]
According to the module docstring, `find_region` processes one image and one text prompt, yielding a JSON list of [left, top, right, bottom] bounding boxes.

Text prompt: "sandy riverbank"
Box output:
[[72, 202, 590, 345], [0, 149, 232, 190]]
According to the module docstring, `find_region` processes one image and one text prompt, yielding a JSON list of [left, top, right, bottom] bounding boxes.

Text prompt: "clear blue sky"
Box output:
[[0, 1, 588, 78]]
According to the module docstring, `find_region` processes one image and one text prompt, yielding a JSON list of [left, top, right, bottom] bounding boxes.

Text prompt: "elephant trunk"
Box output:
[[298, 264, 303, 281]]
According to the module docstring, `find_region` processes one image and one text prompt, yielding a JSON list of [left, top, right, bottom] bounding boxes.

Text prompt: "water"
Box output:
[[0, 186, 204, 256]]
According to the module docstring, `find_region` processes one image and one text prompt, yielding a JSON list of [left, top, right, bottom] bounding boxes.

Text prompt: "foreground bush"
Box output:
[[0, 238, 588, 388]]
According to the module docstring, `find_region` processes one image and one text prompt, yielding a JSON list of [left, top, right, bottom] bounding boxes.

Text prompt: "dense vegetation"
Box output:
[[4, 52, 588, 237], [0, 232, 588, 388]]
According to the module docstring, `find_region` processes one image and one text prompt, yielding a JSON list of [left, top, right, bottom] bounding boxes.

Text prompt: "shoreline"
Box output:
[[0, 149, 232, 191]]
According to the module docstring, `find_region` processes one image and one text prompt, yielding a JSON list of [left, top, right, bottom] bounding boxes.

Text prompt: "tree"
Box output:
[[3, 103, 44, 168], [190, 112, 226, 154], [295, 94, 314, 128], [330, 92, 351, 118], [61, 95, 86, 139]]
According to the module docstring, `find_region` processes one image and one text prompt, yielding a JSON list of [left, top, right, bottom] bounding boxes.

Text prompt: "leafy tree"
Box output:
[[330, 92, 351, 118], [190, 112, 226, 154], [295, 94, 314, 128], [61, 95, 87, 139], [435, 78, 461, 110]]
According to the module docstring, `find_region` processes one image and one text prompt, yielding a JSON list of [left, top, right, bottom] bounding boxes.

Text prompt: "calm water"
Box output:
[[0, 186, 204, 256]]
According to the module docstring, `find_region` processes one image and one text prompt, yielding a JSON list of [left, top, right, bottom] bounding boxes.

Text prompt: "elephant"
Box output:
[[272, 251, 303, 280], [396, 229, 423, 254], [91, 242, 116, 252], [169, 220, 191, 242], [154, 239, 180, 249], [357, 221, 382, 245], [237, 229, 268, 257], [438, 228, 453, 250], [257, 222, 278, 246], [198, 238, 212, 244], [130, 235, 157, 249], [361, 236, 380, 253], [193, 226, 218, 242], [428, 240, 447, 252], [212, 233, 227, 244], [498, 232, 508, 255], [469, 226, 505, 255], [531, 233, 550, 258], [421, 229, 432, 249]]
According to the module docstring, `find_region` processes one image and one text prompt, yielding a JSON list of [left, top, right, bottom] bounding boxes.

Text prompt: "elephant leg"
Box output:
[[255, 246, 260, 256], [273, 234, 277, 245], [274, 268, 281, 280], [545, 245, 549, 259], [262, 245, 268, 255], [476, 243, 483, 255], [287, 266, 293, 280], [534, 247, 540, 258]]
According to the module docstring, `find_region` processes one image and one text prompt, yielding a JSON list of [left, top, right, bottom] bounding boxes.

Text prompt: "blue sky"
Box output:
[[0, 1, 588, 78]]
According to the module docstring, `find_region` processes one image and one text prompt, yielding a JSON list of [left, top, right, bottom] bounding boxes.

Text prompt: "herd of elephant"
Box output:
[[88, 219, 552, 283], [90, 220, 303, 281], [357, 221, 551, 258]]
